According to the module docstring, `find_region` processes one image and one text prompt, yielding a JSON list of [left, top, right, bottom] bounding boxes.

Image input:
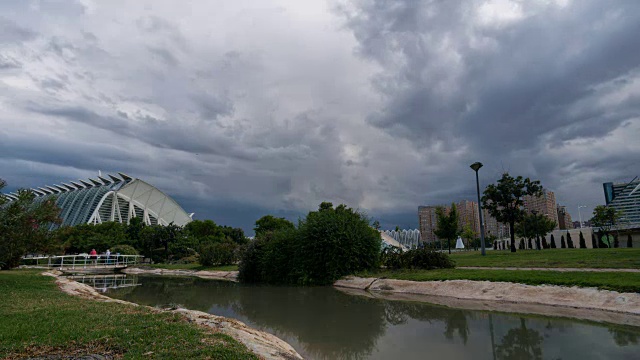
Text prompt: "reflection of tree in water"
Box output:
[[608, 326, 640, 347], [110, 277, 484, 358], [382, 301, 470, 344], [495, 318, 543, 360]]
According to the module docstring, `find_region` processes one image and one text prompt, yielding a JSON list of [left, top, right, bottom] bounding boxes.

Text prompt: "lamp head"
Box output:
[[470, 162, 483, 172]]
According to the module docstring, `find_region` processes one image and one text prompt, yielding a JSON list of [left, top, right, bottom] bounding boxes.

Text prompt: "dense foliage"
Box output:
[[0, 180, 61, 269], [381, 247, 455, 270], [239, 203, 381, 285]]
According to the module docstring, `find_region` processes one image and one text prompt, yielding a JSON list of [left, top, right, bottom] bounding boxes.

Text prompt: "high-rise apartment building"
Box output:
[[418, 201, 510, 243], [557, 205, 573, 230], [604, 178, 640, 226], [457, 200, 480, 235], [523, 189, 559, 229], [418, 206, 439, 243]]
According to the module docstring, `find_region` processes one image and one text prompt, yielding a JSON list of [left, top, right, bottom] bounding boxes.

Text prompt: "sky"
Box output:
[[1, 0, 639, 234]]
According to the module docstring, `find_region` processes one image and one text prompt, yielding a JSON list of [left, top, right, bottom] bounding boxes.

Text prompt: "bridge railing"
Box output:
[[22, 254, 143, 269]]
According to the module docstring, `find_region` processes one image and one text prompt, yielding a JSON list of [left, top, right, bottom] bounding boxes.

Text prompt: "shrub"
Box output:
[[561, 235, 566, 248], [381, 247, 405, 270], [111, 245, 139, 255], [239, 203, 382, 285], [566, 232, 574, 248], [592, 233, 598, 248], [199, 240, 237, 267], [628, 234, 633, 248], [550, 234, 556, 248], [295, 204, 381, 285], [402, 248, 455, 270], [238, 239, 266, 283]]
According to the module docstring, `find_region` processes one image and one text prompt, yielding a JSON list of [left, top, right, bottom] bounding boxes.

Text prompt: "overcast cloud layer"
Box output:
[[1, 0, 639, 233]]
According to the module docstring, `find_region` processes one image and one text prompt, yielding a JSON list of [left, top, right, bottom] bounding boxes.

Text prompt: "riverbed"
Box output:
[[96, 275, 640, 360]]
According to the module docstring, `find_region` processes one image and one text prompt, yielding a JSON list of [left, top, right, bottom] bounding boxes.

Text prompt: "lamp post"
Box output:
[[470, 162, 486, 256], [578, 205, 586, 228]]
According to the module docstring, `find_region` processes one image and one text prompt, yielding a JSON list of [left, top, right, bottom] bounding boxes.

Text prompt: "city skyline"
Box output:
[[1, 1, 639, 234]]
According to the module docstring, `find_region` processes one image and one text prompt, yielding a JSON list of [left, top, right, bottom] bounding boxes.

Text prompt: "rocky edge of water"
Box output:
[[334, 276, 640, 327], [43, 271, 301, 360], [122, 267, 239, 281]]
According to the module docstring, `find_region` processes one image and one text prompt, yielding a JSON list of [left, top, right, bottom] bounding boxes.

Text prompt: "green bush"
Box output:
[[402, 248, 455, 269], [381, 247, 455, 270], [239, 203, 382, 285], [199, 241, 238, 266], [111, 245, 139, 255], [381, 247, 404, 270]]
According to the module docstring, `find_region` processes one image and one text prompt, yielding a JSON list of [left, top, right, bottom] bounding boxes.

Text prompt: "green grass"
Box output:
[[0, 270, 257, 359], [450, 248, 640, 269], [359, 268, 640, 293], [145, 263, 239, 271]]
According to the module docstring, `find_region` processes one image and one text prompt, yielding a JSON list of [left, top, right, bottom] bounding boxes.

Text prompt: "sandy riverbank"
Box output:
[[45, 271, 300, 360], [334, 276, 640, 327], [122, 266, 239, 281]]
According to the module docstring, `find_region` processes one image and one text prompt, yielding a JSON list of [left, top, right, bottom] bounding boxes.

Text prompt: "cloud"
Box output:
[[1, 0, 639, 233]]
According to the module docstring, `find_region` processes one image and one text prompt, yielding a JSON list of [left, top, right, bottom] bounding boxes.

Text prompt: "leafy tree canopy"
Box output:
[[253, 215, 295, 239], [482, 173, 542, 252]]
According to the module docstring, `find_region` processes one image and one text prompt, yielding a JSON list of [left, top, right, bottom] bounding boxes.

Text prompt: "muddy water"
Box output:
[[99, 275, 640, 360]]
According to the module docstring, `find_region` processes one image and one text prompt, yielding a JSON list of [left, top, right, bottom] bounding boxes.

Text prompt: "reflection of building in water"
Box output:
[[67, 274, 140, 293]]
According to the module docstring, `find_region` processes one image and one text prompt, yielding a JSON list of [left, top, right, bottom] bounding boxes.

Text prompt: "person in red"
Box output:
[[89, 249, 97, 264]]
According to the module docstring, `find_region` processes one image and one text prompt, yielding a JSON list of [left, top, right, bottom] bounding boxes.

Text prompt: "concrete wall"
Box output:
[[494, 227, 640, 250]]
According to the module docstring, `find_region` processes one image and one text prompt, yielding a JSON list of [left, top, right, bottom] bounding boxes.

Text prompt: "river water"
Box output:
[[95, 275, 640, 360]]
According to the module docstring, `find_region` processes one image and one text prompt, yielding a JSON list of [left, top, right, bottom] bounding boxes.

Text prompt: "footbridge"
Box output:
[[21, 254, 143, 271]]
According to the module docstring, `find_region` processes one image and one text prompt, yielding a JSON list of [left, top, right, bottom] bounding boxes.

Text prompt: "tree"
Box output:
[[614, 234, 620, 248], [592, 232, 598, 248], [461, 225, 476, 250], [372, 220, 381, 230], [579, 231, 587, 249], [566, 232, 574, 248], [515, 213, 556, 249], [527, 238, 532, 250], [561, 235, 566, 248], [550, 234, 556, 248], [0, 180, 61, 269], [482, 173, 543, 252], [253, 215, 295, 239], [434, 204, 459, 254], [628, 234, 633, 248], [590, 205, 622, 245]]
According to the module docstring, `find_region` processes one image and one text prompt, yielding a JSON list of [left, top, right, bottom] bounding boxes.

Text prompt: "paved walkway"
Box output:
[[458, 266, 640, 273]]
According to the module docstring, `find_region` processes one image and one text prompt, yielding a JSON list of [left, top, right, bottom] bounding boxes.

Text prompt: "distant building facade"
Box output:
[[604, 178, 640, 226], [557, 205, 573, 230], [418, 206, 439, 243], [523, 189, 559, 229], [418, 201, 510, 244]]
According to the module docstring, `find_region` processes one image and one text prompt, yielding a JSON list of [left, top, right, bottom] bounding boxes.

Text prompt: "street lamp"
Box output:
[[578, 205, 586, 228], [470, 162, 486, 256]]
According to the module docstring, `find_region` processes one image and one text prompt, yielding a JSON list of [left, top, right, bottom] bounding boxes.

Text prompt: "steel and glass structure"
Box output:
[[604, 178, 640, 226], [4, 173, 192, 229]]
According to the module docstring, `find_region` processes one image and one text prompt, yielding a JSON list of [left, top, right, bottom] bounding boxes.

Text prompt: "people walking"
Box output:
[[89, 249, 97, 265]]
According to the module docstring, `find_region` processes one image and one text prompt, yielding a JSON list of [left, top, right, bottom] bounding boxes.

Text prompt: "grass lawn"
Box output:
[[0, 270, 256, 359], [359, 268, 640, 293], [450, 248, 640, 269], [146, 263, 239, 271]]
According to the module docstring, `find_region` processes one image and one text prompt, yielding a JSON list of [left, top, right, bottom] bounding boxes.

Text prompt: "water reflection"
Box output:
[[67, 274, 140, 293], [106, 276, 640, 360]]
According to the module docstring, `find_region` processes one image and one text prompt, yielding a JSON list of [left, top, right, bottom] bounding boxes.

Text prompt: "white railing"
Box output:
[[22, 254, 143, 269], [66, 274, 141, 292]]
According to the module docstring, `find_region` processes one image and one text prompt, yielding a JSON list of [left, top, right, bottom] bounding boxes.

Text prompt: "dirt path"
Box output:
[[458, 266, 640, 272]]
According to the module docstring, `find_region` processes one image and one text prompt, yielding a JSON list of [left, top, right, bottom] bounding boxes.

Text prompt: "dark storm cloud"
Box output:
[[336, 0, 640, 219], [2, 1, 639, 232]]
